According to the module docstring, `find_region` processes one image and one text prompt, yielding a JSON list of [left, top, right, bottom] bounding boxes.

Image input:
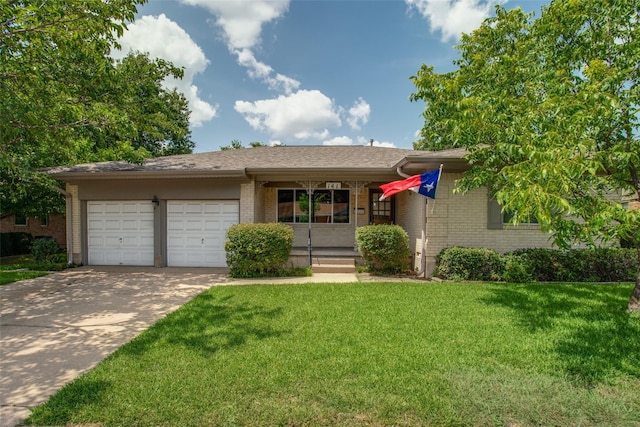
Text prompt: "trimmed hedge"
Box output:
[[1, 232, 33, 257], [225, 223, 293, 278], [435, 246, 638, 282], [510, 248, 638, 282], [434, 246, 505, 281], [356, 224, 411, 274]]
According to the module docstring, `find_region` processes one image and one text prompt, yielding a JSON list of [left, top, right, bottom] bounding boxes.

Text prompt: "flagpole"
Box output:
[[424, 164, 443, 277], [417, 163, 443, 278]]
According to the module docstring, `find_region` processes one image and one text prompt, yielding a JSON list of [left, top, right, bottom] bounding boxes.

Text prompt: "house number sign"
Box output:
[[326, 182, 341, 189]]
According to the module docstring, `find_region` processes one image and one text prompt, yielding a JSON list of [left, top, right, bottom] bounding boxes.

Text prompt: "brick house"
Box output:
[[0, 213, 67, 249], [46, 146, 558, 275]]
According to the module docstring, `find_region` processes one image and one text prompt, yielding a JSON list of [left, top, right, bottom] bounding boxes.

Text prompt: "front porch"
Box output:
[[289, 247, 362, 270]]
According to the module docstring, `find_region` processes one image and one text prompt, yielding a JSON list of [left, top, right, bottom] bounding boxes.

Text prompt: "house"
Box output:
[[0, 213, 67, 249], [46, 146, 557, 275]]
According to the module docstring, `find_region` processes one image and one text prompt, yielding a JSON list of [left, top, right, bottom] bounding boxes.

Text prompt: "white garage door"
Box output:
[[167, 201, 239, 267], [87, 201, 154, 266]]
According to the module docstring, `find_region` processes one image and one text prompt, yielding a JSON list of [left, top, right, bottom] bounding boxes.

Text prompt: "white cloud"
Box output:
[[406, 0, 503, 42], [112, 14, 217, 126], [182, 0, 297, 94], [234, 90, 342, 140], [347, 98, 371, 130], [323, 136, 355, 146], [235, 48, 300, 94], [181, 0, 289, 49], [371, 140, 397, 148], [323, 136, 397, 148]]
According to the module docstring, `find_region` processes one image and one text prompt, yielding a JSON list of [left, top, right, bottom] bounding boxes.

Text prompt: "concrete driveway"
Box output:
[[0, 266, 232, 427], [0, 266, 359, 427]]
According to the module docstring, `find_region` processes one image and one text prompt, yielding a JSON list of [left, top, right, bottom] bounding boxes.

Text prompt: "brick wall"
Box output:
[[423, 172, 559, 275], [67, 183, 81, 264], [239, 181, 255, 223], [0, 213, 66, 249]]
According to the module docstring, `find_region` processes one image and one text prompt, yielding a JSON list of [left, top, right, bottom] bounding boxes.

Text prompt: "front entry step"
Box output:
[[311, 257, 356, 274]]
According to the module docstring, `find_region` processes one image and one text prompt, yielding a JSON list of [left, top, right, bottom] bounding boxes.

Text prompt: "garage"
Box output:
[[87, 201, 154, 266], [167, 201, 239, 267]]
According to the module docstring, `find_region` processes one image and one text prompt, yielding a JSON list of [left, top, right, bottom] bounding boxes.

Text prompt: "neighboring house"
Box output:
[[46, 146, 558, 275], [0, 213, 67, 249]]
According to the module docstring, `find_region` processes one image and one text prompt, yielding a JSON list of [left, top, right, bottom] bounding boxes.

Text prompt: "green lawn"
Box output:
[[28, 282, 640, 427], [0, 255, 66, 285], [0, 270, 48, 285]]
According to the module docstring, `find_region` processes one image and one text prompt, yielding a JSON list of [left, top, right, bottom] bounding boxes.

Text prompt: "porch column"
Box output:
[[239, 180, 255, 223], [345, 181, 370, 250]]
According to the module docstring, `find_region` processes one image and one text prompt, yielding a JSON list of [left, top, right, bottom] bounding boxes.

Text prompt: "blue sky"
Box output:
[[113, 0, 548, 153]]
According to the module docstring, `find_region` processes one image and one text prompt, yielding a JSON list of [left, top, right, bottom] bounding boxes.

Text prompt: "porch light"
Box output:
[[152, 196, 159, 207]]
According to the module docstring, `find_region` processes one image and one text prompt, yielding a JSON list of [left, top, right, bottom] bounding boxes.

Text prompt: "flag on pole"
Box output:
[[379, 168, 441, 201]]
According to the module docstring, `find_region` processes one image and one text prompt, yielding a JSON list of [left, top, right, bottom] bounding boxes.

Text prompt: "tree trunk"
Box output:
[[628, 247, 640, 313]]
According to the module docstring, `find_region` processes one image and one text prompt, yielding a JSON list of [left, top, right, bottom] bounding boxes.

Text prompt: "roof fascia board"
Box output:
[[48, 170, 249, 181]]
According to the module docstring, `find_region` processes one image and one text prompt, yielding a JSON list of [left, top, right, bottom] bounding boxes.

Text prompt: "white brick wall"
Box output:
[[66, 183, 82, 264], [422, 173, 557, 275], [239, 181, 255, 223]]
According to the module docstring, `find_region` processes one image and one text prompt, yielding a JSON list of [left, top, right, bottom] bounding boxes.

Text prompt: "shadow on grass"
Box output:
[[27, 379, 111, 425], [122, 292, 288, 357], [483, 283, 640, 385]]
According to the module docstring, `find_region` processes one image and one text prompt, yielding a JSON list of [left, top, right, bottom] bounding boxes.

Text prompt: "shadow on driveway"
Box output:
[[0, 266, 230, 427]]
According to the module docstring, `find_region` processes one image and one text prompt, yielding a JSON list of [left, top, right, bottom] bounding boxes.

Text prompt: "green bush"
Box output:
[[30, 237, 60, 263], [356, 225, 411, 274], [225, 223, 293, 278], [510, 248, 637, 282], [1, 232, 33, 257], [434, 246, 505, 281], [502, 254, 534, 283]]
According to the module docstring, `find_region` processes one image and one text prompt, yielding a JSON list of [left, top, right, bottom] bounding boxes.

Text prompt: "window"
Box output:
[[277, 189, 350, 223], [40, 215, 49, 227], [503, 210, 538, 225], [14, 214, 27, 226], [369, 189, 394, 224], [488, 199, 538, 229]]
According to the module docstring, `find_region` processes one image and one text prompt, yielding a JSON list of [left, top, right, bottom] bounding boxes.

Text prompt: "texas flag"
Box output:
[[379, 169, 441, 201]]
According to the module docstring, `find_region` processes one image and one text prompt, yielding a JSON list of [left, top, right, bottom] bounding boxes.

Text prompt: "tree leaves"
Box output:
[[411, 0, 639, 251], [0, 0, 194, 216]]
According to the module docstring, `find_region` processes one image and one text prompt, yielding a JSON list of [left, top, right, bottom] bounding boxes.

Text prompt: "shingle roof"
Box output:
[[46, 146, 468, 177]]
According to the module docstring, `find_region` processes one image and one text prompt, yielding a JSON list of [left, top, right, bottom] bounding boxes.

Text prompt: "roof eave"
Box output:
[[48, 169, 249, 181]]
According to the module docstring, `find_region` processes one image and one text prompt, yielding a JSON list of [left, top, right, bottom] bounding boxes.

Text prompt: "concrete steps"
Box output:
[[311, 257, 356, 274]]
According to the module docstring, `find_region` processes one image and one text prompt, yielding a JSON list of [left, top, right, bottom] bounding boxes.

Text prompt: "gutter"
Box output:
[[54, 186, 74, 267]]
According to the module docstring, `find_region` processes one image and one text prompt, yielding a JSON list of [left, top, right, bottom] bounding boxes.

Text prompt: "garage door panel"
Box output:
[[87, 201, 154, 266], [185, 204, 204, 214], [222, 203, 239, 214], [167, 201, 238, 267]]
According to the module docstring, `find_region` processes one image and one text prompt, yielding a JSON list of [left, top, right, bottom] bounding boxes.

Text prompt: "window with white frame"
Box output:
[[277, 189, 350, 224]]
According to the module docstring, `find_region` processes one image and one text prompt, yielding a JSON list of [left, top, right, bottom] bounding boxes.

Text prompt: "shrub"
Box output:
[[502, 254, 534, 283], [225, 223, 293, 278], [1, 232, 33, 257], [510, 248, 637, 282], [30, 237, 60, 263], [434, 246, 505, 281], [356, 225, 411, 274]]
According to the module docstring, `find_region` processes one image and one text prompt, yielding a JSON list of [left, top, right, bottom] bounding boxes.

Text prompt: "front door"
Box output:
[[369, 189, 394, 224]]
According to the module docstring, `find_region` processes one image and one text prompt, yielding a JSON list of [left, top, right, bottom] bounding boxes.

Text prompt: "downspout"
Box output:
[[55, 186, 73, 266], [395, 163, 427, 277]]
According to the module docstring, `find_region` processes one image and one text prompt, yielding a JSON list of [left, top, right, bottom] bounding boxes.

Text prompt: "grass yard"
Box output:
[[0, 255, 66, 285], [28, 282, 640, 427], [0, 270, 48, 285]]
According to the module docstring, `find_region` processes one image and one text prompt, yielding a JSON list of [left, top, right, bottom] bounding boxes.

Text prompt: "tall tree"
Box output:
[[0, 0, 193, 216], [410, 0, 640, 311], [220, 140, 267, 150]]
